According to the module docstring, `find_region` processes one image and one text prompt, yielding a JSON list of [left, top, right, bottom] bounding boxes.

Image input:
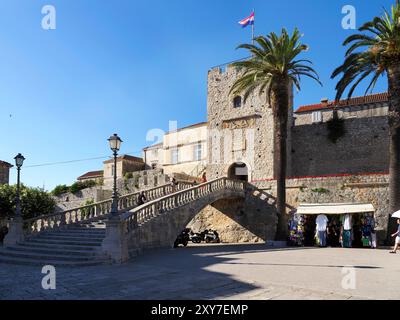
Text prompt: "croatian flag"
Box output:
[[238, 12, 255, 28]]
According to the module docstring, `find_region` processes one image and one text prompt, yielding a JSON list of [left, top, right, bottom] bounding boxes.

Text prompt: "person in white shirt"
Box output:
[[341, 213, 353, 248], [315, 214, 329, 247]]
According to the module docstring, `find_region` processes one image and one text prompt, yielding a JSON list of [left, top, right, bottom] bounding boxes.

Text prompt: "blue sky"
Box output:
[[0, 0, 393, 190]]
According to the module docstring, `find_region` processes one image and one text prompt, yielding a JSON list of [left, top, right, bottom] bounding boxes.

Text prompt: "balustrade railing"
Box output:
[[122, 178, 246, 234], [23, 181, 194, 236]]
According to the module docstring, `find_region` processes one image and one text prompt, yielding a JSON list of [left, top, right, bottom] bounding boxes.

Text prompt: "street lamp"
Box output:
[[14, 153, 25, 221], [108, 134, 122, 218]]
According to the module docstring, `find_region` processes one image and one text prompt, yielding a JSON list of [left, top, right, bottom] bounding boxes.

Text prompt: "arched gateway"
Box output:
[[228, 162, 249, 182]]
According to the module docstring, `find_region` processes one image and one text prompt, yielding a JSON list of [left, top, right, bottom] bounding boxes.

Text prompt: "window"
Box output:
[[111, 164, 115, 176], [312, 111, 322, 123], [233, 96, 242, 108], [194, 143, 202, 161], [171, 149, 179, 164]]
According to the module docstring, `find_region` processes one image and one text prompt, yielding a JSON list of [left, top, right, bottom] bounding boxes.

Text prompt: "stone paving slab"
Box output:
[[0, 244, 398, 300]]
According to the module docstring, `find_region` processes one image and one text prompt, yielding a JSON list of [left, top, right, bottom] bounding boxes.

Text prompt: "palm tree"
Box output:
[[230, 28, 321, 240], [331, 3, 400, 244]]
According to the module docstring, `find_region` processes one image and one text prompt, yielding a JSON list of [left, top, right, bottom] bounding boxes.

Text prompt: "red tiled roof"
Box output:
[[0, 160, 13, 168], [77, 170, 104, 180], [295, 92, 388, 113], [103, 155, 144, 164]]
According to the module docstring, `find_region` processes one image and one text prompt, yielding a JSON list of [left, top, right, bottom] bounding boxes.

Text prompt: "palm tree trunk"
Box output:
[[271, 80, 289, 241], [387, 64, 400, 244]]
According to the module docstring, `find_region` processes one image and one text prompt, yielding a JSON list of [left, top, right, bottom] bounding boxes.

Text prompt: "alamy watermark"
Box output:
[[341, 266, 356, 290], [41, 5, 56, 30], [41, 265, 56, 290], [342, 5, 356, 30]]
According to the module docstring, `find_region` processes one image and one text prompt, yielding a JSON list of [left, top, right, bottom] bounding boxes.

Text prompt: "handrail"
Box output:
[[23, 181, 194, 236], [122, 177, 246, 234]]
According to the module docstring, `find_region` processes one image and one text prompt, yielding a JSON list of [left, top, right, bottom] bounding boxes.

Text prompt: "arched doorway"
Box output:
[[228, 162, 249, 182]]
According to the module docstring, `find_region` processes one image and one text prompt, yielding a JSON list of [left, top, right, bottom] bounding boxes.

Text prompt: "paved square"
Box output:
[[0, 244, 399, 300]]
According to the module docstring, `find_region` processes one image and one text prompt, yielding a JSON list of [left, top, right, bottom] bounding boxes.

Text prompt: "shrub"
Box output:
[[327, 116, 345, 143], [69, 180, 96, 194], [52, 184, 70, 196], [311, 188, 330, 194], [0, 184, 56, 220], [124, 172, 134, 180]]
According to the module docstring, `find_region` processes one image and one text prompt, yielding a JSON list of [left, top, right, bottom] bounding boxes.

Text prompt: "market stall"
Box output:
[[289, 203, 376, 248]]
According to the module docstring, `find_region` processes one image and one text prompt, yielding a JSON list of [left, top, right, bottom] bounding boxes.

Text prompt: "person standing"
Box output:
[[327, 219, 340, 247], [389, 219, 400, 254], [137, 191, 147, 206], [315, 214, 329, 247], [341, 213, 353, 248], [201, 172, 207, 183]]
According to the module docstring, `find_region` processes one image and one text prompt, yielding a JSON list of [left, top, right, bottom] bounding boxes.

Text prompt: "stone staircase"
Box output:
[[0, 182, 194, 267], [0, 222, 110, 267]]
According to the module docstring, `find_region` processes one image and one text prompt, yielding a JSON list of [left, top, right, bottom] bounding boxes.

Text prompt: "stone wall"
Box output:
[[294, 102, 388, 126], [54, 187, 112, 212], [0, 167, 10, 185], [291, 116, 389, 177]]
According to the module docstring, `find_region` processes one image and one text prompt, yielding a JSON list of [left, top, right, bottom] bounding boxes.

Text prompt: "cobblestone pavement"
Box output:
[[0, 244, 399, 300]]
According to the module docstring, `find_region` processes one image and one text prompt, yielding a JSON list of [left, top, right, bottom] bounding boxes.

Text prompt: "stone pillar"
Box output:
[[3, 218, 25, 247], [102, 218, 129, 264]]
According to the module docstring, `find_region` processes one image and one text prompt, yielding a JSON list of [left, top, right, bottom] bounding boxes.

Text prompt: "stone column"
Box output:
[[101, 217, 129, 264], [3, 218, 25, 247]]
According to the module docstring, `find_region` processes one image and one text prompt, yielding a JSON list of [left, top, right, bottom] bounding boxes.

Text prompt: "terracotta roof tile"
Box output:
[[77, 170, 104, 180], [295, 92, 388, 113], [0, 160, 13, 168]]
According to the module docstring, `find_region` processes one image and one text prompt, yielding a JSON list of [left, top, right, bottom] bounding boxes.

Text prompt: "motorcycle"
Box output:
[[189, 232, 203, 244], [173, 229, 191, 248], [204, 230, 220, 243]]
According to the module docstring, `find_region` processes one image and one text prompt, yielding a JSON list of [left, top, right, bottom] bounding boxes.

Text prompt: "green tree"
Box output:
[[0, 184, 56, 220], [331, 3, 400, 243], [230, 29, 321, 240]]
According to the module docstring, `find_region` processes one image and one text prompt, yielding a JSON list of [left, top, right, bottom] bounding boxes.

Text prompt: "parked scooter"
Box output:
[[204, 230, 220, 243], [174, 229, 191, 248], [189, 231, 203, 244]]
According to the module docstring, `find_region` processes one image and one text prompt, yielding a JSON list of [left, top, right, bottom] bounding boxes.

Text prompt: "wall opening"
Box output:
[[228, 162, 249, 182]]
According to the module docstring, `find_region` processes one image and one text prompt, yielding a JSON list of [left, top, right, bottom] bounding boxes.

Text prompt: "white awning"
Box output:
[[296, 203, 375, 215]]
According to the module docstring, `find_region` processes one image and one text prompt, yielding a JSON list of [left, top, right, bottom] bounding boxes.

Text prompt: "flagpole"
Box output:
[[252, 9, 255, 45]]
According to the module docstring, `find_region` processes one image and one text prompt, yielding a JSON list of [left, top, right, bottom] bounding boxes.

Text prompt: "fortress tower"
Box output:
[[206, 64, 294, 184]]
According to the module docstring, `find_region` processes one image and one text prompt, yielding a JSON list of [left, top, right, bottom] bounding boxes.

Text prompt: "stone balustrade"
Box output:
[[23, 181, 193, 236], [123, 178, 246, 234]]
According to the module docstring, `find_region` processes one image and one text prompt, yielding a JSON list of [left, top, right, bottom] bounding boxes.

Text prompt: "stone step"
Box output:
[[36, 234, 105, 242], [69, 223, 106, 228], [0, 254, 110, 267], [19, 242, 100, 251], [29, 238, 102, 246], [42, 231, 106, 238], [0, 249, 108, 262], [9, 245, 100, 257]]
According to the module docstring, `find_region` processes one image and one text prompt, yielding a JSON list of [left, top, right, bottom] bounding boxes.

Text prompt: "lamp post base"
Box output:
[[102, 218, 129, 264], [3, 219, 25, 247]]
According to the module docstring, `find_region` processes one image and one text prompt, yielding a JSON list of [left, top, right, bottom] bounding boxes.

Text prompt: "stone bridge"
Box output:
[[103, 178, 246, 262], [2, 178, 270, 266]]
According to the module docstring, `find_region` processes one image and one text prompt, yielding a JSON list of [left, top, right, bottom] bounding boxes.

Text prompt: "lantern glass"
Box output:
[[108, 134, 122, 152], [14, 153, 25, 168]]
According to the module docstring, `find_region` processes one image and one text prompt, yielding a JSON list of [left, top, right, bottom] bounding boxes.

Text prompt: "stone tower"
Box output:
[[206, 64, 293, 184], [0, 161, 12, 185]]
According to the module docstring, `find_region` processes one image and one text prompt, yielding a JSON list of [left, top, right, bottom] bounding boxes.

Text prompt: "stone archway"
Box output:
[[228, 162, 249, 182]]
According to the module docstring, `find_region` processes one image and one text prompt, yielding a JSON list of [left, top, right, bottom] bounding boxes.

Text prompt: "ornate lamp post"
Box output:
[[4, 153, 26, 247], [14, 153, 25, 221], [108, 134, 122, 218]]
